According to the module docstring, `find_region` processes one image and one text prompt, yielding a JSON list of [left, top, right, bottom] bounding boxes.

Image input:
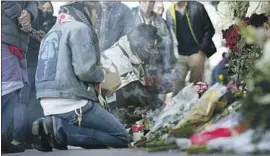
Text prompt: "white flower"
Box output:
[[256, 39, 270, 70], [246, 1, 270, 17], [263, 39, 270, 60], [217, 2, 235, 30]]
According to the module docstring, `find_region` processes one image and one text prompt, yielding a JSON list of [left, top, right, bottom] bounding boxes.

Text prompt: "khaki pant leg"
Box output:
[[172, 55, 189, 95], [188, 51, 206, 84]]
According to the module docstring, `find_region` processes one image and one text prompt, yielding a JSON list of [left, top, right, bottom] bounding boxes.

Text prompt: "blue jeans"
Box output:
[[54, 101, 131, 148], [13, 82, 30, 142], [2, 90, 19, 137], [14, 67, 43, 142], [26, 67, 44, 128]]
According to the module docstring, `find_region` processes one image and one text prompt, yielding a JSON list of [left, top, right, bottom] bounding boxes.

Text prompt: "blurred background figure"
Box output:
[[39, 1, 56, 33], [211, 52, 230, 85], [94, 1, 134, 52], [153, 2, 164, 17], [1, 1, 38, 154]]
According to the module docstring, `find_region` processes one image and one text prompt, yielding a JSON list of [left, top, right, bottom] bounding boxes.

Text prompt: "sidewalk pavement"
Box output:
[[4, 147, 269, 156]]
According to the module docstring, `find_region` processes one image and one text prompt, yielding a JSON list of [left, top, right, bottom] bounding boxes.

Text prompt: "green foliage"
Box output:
[[228, 22, 264, 83], [242, 60, 270, 130], [228, 1, 250, 20], [186, 145, 209, 154], [170, 122, 194, 138], [229, 43, 262, 83]]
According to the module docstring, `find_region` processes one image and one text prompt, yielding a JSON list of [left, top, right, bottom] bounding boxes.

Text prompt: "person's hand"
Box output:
[[19, 10, 31, 27]]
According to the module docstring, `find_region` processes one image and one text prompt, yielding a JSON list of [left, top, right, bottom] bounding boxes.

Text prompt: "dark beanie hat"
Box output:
[[59, 2, 100, 63], [128, 24, 158, 46], [128, 24, 159, 62], [59, 2, 93, 28]]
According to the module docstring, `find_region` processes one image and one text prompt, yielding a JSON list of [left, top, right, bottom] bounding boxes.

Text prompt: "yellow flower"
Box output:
[[219, 74, 224, 81]]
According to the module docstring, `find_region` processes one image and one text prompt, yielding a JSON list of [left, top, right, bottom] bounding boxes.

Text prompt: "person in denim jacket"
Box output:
[[32, 2, 130, 152]]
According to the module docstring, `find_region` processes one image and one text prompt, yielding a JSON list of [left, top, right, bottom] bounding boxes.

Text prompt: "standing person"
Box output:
[[32, 2, 130, 152], [15, 1, 56, 149], [93, 2, 134, 52], [1, 1, 38, 154], [153, 2, 164, 17], [39, 1, 57, 33], [166, 1, 216, 95]]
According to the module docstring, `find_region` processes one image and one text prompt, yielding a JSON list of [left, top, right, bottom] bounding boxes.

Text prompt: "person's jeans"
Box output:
[[26, 67, 44, 129], [12, 82, 30, 143], [53, 101, 131, 148], [2, 90, 20, 137], [13, 67, 42, 143]]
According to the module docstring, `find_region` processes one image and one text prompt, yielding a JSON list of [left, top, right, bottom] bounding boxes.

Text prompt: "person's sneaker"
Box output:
[[43, 116, 68, 150], [1, 139, 25, 154], [32, 118, 52, 152]]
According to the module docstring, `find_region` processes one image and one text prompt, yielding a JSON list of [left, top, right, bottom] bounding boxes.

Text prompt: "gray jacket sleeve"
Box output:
[[157, 19, 174, 70], [122, 7, 135, 36], [69, 24, 105, 83], [24, 1, 38, 22], [2, 2, 22, 21]]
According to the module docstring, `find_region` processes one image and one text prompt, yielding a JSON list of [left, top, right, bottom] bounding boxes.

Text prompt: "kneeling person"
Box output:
[[32, 2, 130, 151], [102, 24, 161, 127]]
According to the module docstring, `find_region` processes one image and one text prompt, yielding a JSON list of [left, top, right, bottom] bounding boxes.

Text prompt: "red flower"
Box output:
[[223, 25, 240, 50]]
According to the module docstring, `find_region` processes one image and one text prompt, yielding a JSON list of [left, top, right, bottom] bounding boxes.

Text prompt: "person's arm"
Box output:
[[122, 6, 136, 36], [69, 24, 105, 83], [165, 10, 179, 64], [200, 5, 215, 53], [24, 1, 38, 22], [157, 19, 174, 71]]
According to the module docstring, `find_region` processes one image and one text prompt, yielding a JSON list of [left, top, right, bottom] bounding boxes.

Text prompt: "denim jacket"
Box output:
[[35, 20, 105, 101]]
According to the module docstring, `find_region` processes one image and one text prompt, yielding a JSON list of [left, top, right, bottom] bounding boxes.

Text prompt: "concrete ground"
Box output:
[[4, 147, 269, 156]]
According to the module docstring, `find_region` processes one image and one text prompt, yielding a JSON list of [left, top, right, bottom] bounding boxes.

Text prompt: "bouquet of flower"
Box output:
[[222, 25, 240, 50]]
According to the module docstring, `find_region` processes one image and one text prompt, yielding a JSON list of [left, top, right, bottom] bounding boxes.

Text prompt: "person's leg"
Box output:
[[172, 55, 189, 96], [52, 101, 130, 148], [2, 90, 19, 136], [12, 83, 30, 145], [1, 90, 25, 153], [27, 67, 44, 141], [189, 51, 206, 84]]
